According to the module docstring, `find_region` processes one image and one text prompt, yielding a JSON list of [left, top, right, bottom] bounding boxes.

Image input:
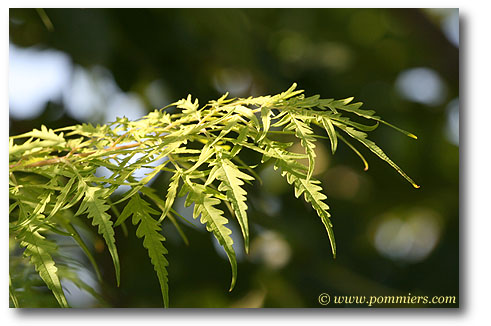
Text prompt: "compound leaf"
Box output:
[[77, 187, 120, 286], [18, 226, 69, 308], [121, 194, 169, 307], [213, 158, 254, 253]]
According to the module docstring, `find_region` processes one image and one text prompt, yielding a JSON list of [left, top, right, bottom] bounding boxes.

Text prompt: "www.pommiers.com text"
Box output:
[[318, 293, 457, 307]]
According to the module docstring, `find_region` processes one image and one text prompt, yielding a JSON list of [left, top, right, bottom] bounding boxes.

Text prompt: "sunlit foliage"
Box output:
[[9, 84, 417, 307]]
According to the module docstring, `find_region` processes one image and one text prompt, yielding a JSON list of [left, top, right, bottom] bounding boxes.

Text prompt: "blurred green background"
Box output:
[[9, 8, 459, 308]]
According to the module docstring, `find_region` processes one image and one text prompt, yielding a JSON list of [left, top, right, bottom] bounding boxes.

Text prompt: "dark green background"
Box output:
[[9, 8, 459, 308]]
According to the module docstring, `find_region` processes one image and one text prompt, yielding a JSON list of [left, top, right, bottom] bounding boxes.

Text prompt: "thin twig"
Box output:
[[9, 142, 142, 169]]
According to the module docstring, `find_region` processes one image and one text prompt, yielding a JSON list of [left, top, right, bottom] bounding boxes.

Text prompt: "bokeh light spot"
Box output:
[[9, 44, 71, 120], [250, 230, 291, 270], [145, 79, 171, 109], [445, 97, 459, 146], [373, 208, 442, 263], [63, 65, 120, 122], [395, 67, 447, 106], [316, 42, 353, 73], [64, 65, 147, 124], [275, 31, 307, 63], [104, 92, 146, 123], [442, 9, 459, 47], [324, 165, 361, 200], [213, 68, 252, 97]]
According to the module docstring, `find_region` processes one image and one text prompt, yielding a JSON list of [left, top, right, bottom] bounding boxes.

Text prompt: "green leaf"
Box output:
[[13, 190, 53, 233], [121, 194, 170, 307], [77, 187, 120, 286], [285, 113, 317, 180], [18, 226, 69, 308], [258, 105, 273, 143], [186, 142, 215, 174], [276, 161, 336, 258], [56, 265, 108, 306], [9, 274, 19, 308], [332, 101, 417, 139], [9, 83, 420, 308], [11, 124, 65, 142], [160, 172, 181, 222], [338, 124, 419, 188], [278, 82, 304, 100], [185, 183, 237, 291], [47, 177, 75, 220], [9, 202, 19, 214], [57, 216, 103, 282], [139, 186, 191, 244], [234, 105, 260, 130], [213, 158, 254, 253], [229, 125, 249, 157], [173, 94, 200, 117], [62, 177, 88, 210], [319, 116, 338, 154], [336, 132, 369, 171]]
